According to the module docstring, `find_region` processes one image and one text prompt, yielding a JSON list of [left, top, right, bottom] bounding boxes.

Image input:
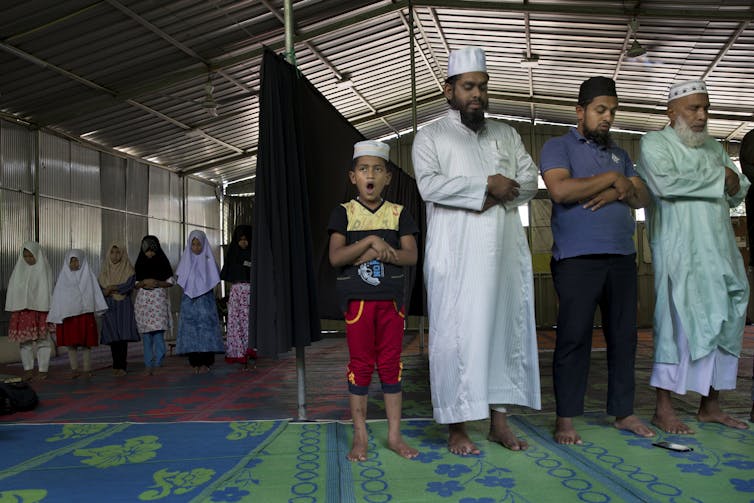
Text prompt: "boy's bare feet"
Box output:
[[388, 436, 419, 459], [554, 416, 583, 445], [488, 410, 528, 450], [614, 415, 655, 437], [348, 430, 368, 462], [448, 423, 480, 456]]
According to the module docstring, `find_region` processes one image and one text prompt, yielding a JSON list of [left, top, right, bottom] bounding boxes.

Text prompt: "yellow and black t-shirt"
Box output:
[[327, 199, 418, 312]]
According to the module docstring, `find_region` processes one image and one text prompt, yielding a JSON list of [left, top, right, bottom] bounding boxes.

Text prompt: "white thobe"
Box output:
[[412, 110, 542, 424]]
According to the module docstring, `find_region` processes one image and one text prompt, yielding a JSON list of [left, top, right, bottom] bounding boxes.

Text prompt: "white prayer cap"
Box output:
[[447, 47, 487, 78], [668, 80, 708, 101], [353, 140, 389, 161]]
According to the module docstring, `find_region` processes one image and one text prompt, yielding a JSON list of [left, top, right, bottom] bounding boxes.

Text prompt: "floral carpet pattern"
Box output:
[[1, 416, 753, 503]]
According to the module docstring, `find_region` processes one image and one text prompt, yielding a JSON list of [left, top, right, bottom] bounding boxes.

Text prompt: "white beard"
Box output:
[[673, 115, 709, 148]]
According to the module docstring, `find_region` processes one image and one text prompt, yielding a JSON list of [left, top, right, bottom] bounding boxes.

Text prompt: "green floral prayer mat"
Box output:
[[1, 417, 753, 502]]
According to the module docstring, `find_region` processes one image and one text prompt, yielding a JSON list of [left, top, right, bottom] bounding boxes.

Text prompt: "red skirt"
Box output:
[[56, 313, 99, 347], [8, 310, 49, 343]]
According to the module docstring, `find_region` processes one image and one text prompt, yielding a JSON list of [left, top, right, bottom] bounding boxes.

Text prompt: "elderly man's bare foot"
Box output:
[[488, 411, 528, 451], [347, 433, 368, 462], [388, 437, 419, 459], [448, 423, 480, 456], [614, 415, 655, 437], [554, 417, 583, 445], [697, 410, 749, 430], [651, 413, 694, 434]]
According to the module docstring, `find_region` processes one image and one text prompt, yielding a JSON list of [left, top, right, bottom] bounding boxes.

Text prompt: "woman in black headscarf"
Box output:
[[133, 235, 175, 375], [220, 225, 254, 368]]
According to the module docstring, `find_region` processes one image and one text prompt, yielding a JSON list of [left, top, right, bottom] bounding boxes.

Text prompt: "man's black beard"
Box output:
[[459, 109, 485, 132], [448, 95, 486, 132], [584, 127, 611, 147]]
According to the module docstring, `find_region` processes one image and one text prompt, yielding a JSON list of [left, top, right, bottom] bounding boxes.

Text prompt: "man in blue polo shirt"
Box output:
[[540, 76, 654, 444]]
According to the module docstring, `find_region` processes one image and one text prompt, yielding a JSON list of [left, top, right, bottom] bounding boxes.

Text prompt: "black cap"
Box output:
[[578, 76, 617, 106]]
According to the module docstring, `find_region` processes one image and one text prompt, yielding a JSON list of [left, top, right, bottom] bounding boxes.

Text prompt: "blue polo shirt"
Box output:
[[540, 128, 637, 260]]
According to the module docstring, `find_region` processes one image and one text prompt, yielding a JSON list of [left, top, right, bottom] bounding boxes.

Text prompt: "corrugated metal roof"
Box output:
[[1, 0, 753, 186]]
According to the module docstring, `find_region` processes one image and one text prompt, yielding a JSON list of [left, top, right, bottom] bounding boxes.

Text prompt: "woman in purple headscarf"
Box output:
[[175, 230, 224, 373]]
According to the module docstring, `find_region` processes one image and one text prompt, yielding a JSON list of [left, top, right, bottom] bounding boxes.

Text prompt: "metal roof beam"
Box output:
[[106, 0, 253, 93], [10, 2, 410, 124], [701, 21, 750, 81], [398, 8, 444, 92], [428, 7, 450, 58], [0, 41, 243, 153], [350, 90, 754, 126], [412, 1, 754, 21], [181, 150, 257, 176]]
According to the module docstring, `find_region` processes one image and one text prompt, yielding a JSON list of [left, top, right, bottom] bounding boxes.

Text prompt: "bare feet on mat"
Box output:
[[697, 410, 749, 430], [488, 411, 528, 451], [554, 417, 583, 445], [348, 432, 368, 462], [69, 370, 81, 379], [388, 436, 419, 459], [651, 412, 694, 434], [614, 415, 655, 437], [448, 423, 480, 456]]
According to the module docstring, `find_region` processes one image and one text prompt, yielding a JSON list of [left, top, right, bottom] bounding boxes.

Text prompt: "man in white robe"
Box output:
[[636, 80, 750, 434], [412, 47, 541, 454]]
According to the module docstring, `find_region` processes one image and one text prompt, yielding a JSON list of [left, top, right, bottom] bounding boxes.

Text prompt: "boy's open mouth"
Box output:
[[366, 182, 375, 191]]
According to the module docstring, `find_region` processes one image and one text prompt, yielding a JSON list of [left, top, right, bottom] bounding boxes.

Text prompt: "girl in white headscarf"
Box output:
[[5, 241, 54, 381], [175, 230, 224, 373], [47, 249, 108, 378]]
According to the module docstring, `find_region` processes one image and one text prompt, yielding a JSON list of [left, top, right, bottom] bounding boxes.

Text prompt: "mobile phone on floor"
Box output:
[[652, 441, 693, 452]]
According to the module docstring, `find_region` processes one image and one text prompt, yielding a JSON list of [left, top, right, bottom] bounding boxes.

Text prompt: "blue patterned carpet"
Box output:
[[1, 418, 753, 502], [1, 330, 752, 502]]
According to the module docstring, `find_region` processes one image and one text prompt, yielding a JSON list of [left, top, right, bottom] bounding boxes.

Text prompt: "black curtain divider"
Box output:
[[250, 50, 321, 357], [251, 49, 426, 357]]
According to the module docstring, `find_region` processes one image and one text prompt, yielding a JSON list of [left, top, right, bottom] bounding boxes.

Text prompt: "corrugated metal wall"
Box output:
[[0, 119, 221, 353]]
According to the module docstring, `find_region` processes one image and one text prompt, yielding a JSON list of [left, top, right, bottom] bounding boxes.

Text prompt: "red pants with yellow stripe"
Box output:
[[345, 299, 404, 395]]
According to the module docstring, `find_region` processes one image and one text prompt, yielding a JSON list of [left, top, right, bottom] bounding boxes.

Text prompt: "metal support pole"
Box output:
[[408, 0, 426, 355], [283, 0, 307, 421], [34, 129, 41, 241]]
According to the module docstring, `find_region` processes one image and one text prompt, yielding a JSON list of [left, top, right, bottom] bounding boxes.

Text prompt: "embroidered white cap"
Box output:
[[447, 47, 487, 78], [353, 140, 389, 161], [668, 80, 708, 101]]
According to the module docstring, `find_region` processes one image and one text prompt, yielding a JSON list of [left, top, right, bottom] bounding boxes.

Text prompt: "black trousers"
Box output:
[[110, 341, 129, 370], [188, 352, 215, 368], [551, 254, 638, 418]]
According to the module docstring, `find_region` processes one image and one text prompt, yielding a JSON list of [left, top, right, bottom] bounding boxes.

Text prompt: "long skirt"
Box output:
[[176, 292, 224, 354], [56, 313, 98, 347], [8, 310, 49, 343], [225, 282, 251, 363]]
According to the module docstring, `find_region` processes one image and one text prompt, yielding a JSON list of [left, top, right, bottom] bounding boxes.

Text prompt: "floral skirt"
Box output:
[[225, 283, 251, 363], [8, 310, 50, 343]]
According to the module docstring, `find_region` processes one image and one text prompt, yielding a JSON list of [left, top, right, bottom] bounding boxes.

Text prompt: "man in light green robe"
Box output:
[[637, 79, 750, 435]]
